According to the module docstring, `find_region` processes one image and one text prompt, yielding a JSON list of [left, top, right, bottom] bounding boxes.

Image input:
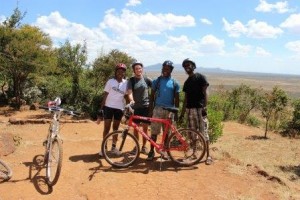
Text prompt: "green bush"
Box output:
[[207, 107, 224, 143], [245, 115, 261, 127]]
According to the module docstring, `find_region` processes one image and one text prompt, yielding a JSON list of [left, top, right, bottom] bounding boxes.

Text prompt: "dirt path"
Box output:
[[0, 110, 298, 200]]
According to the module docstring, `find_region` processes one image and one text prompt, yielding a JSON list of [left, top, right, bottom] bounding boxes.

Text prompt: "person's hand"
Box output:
[[96, 117, 102, 125]]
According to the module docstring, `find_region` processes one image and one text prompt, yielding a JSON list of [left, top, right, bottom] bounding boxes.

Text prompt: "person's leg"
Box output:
[[111, 108, 123, 147], [147, 107, 161, 160], [99, 106, 113, 156], [199, 109, 213, 165]]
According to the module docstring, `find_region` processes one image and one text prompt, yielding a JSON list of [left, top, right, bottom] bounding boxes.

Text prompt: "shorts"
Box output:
[[103, 106, 123, 121], [151, 107, 170, 135], [133, 107, 151, 124], [186, 108, 209, 141]]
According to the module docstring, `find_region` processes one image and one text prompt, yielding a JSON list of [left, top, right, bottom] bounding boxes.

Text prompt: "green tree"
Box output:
[[259, 86, 288, 138], [0, 8, 53, 107], [92, 49, 134, 88], [87, 49, 135, 118], [228, 84, 261, 123], [57, 40, 87, 105]]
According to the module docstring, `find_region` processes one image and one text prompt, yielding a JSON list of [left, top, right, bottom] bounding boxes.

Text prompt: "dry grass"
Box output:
[[146, 71, 300, 98], [213, 121, 300, 199]]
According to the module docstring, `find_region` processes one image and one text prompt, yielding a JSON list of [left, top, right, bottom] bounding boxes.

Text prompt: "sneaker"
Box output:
[[129, 147, 137, 155], [146, 150, 155, 161], [140, 146, 149, 155], [160, 151, 170, 161], [111, 147, 122, 156]]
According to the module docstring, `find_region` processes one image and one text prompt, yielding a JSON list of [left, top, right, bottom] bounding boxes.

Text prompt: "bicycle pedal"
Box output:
[[42, 140, 47, 146]]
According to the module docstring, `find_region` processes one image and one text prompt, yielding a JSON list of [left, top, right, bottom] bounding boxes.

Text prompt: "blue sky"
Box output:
[[1, 0, 300, 75]]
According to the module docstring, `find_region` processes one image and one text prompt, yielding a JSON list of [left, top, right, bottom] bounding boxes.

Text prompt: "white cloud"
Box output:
[[200, 18, 212, 25], [256, 47, 271, 56], [223, 18, 283, 39], [280, 13, 300, 34], [101, 9, 195, 35], [234, 43, 252, 56], [222, 18, 247, 38], [34, 11, 110, 62], [285, 40, 300, 54], [126, 0, 142, 7], [247, 19, 283, 38], [255, 0, 291, 14], [199, 35, 225, 54]]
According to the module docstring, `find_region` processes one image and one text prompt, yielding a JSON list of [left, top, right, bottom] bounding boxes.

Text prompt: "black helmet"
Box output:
[[182, 58, 196, 69], [162, 60, 174, 69], [131, 62, 144, 69]]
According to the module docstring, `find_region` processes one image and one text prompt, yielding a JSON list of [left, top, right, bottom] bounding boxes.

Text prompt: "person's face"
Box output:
[[183, 62, 194, 74], [162, 65, 172, 77], [115, 68, 126, 79], [133, 65, 143, 77]]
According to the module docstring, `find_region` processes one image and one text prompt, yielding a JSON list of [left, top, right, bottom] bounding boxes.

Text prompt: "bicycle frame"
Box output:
[[102, 104, 207, 168], [40, 101, 80, 186], [44, 110, 61, 161], [126, 112, 188, 153]]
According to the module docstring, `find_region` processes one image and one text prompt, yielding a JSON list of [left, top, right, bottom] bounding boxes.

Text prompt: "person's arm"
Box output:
[[174, 92, 180, 108], [125, 91, 134, 104], [202, 85, 208, 117], [203, 85, 208, 107], [149, 88, 156, 117], [96, 91, 108, 124], [179, 92, 187, 120]]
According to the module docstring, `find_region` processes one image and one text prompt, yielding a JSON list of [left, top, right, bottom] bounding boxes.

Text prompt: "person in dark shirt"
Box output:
[[179, 58, 213, 165]]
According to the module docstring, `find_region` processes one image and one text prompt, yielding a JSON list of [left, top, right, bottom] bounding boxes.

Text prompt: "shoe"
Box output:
[[129, 147, 137, 155], [160, 151, 170, 161], [140, 146, 148, 155], [205, 156, 213, 165], [99, 150, 103, 157], [146, 150, 155, 161], [111, 147, 122, 156]]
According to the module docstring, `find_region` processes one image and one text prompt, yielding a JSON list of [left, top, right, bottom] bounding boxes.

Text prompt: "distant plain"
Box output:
[[145, 70, 300, 99]]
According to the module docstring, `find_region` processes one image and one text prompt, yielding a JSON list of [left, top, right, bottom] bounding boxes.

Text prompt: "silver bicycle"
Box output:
[[39, 97, 80, 186]]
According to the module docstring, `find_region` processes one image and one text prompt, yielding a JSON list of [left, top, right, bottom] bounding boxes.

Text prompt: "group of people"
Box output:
[[96, 59, 213, 165]]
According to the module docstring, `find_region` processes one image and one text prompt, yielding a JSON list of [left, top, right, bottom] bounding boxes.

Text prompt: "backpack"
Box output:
[[129, 76, 152, 91]]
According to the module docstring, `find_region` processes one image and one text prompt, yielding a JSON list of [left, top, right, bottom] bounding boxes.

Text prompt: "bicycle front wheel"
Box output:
[[46, 138, 63, 186], [0, 159, 12, 181], [102, 130, 140, 168], [167, 128, 206, 166]]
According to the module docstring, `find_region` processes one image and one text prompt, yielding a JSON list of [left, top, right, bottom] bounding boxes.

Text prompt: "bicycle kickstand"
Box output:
[[159, 155, 163, 171]]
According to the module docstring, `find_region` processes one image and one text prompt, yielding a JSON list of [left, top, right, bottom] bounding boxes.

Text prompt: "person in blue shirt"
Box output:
[[147, 60, 180, 161]]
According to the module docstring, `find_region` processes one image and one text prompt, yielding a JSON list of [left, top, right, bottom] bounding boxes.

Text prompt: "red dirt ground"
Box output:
[[0, 109, 298, 200]]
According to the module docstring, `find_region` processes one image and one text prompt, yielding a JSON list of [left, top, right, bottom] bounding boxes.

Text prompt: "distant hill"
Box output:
[[144, 63, 300, 77], [144, 63, 233, 73]]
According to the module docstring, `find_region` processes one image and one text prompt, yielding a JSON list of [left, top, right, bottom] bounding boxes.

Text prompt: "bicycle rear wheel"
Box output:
[[0, 159, 12, 181], [102, 130, 140, 168], [167, 128, 206, 166], [46, 138, 63, 186]]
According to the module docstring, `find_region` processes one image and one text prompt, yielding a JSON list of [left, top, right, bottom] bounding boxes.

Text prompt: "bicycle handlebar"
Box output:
[[39, 106, 81, 116]]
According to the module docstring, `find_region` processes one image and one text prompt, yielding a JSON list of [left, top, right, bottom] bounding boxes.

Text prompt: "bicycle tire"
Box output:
[[46, 138, 63, 186], [0, 159, 12, 181], [167, 128, 206, 166], [102, 130, 140, 168]]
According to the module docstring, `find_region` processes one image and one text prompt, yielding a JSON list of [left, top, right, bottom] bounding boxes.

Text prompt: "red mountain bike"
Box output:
[[101, 103, 206, 168]]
